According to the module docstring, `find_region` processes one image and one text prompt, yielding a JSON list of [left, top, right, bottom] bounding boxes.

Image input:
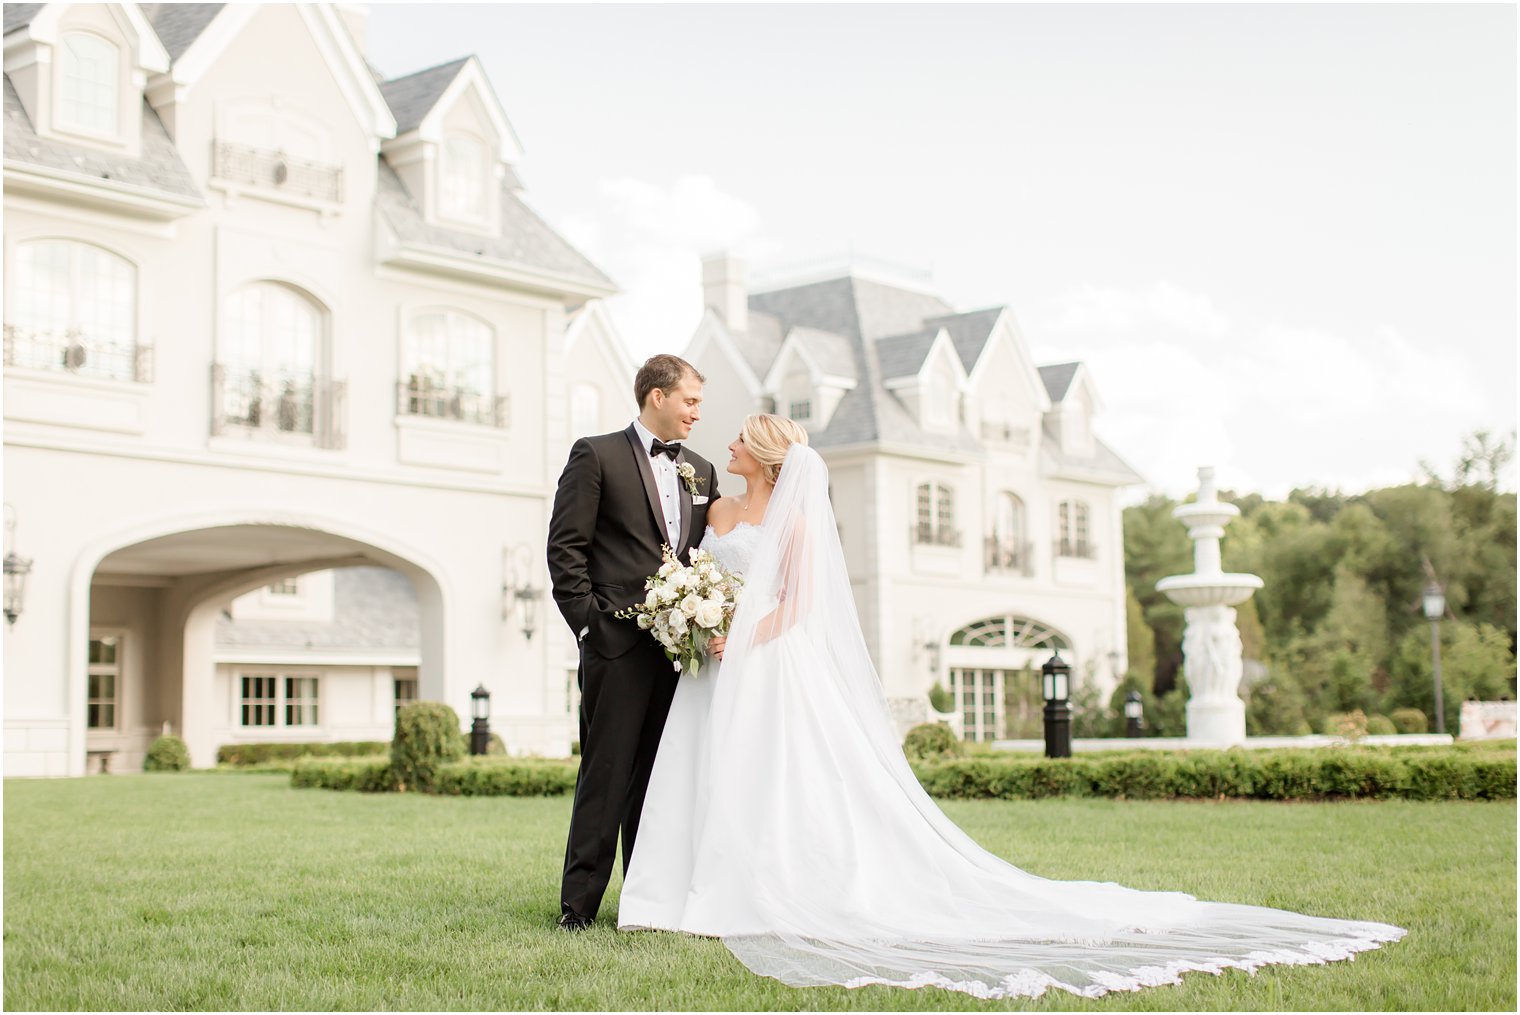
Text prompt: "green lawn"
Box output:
[[4, 775, 1514, 1011]]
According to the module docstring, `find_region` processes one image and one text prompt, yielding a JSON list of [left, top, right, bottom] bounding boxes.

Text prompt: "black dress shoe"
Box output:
[[557, 911, 593, 932]]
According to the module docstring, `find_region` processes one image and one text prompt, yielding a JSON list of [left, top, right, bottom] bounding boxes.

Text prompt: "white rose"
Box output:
[[657, 584, 677, 605], [668, 610, 688, 636], [680, 593, 702, 618], [644, 589, 659, 609], [637, 614, 652, 630], [694, 601, 723, 630]]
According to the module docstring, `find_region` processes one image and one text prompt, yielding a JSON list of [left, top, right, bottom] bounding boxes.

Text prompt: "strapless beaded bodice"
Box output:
[[699, 522, 763, 577]]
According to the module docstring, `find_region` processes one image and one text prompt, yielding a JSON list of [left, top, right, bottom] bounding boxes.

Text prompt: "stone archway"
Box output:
[[71, 513, 451, 772]]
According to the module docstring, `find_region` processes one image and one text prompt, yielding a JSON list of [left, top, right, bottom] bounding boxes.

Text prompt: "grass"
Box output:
[[4, 775, 1514, 1011]]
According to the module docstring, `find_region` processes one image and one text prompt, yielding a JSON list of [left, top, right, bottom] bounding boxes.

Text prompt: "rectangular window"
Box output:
[[394, 675, 418, 717], [240, 675, 277, 727], [789, 399, 812, 421], [285, 677, 319, 727], [949, 668, 1006, 741], [87, 635, 121, 730], [915, 483, 934, 543], [267, 578, 299, 596]]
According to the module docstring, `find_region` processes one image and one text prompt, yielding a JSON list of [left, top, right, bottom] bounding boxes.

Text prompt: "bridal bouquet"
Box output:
[[615, 545, 742, 677]]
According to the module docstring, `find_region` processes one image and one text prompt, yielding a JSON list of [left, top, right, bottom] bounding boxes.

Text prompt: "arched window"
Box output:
[[59, 32, 118, 134], [401, 310, 501, 426], [440, 134, 487, 220], [987, 491, 1027, 572], [217, 282, 327, 440], [946, 615, 1072, 742], [570, 383, 601, 438], [913, 481, 958, 546], [9, 240, 138, 380], [1056, 499, 1093, 558]]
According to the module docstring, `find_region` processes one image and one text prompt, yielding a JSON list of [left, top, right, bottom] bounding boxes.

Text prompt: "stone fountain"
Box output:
[[1156, 467, 1264, 746]]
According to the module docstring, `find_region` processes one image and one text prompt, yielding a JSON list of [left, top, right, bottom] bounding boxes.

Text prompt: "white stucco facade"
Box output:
[[683, 257, 1142, 739], [2, 3, 627, 774]]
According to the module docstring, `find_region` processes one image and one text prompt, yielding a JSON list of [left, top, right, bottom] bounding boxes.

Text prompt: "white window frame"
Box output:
[[913, 480, 959, 546], [439, 133, 489, 223], [9, 239, 140, 380], [57, 31, 120, 138], [788, 398, 813, 422], [237, 671, 322, 730], [87, 630, 124, 732], [400, 308, 499, 425], [393, 671, 419, 718], [949, 667, 1006, 742], [1057, 499, 1093, 558], [218, 281, 327, 442]]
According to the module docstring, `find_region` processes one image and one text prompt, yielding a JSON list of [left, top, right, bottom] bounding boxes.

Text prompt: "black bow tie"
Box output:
[[649, 439, 682, 460]]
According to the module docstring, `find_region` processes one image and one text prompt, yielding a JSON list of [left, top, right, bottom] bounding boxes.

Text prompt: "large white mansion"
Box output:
[[2, 3, 638, 775], [682, 256, 1142, 739]]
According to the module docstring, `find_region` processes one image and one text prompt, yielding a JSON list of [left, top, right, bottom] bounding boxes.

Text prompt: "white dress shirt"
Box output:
[[632, 417, 683, 550]]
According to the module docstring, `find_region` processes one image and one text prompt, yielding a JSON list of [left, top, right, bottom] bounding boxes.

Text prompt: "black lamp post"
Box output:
[[1422, 580, 1446, 735], [1124, 690, 1144, 738], [1041, 653, 1072, 759], [469, 684, 491, 755]]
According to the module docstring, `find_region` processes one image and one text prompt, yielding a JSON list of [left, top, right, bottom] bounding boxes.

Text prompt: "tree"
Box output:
[[1124, 586, 1155, 692], [1386, 621, 1516, 726]]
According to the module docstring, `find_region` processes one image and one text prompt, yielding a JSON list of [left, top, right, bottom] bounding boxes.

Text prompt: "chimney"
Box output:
[[702, 253, 747, 334]]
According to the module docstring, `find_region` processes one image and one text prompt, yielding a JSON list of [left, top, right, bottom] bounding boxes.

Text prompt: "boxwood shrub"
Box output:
[[290, 757, 393, 792], [391, 702, 466, 792], [143, 734, 190, 772], [910, 748, 1515, 802], [434, 757, 578, 797], [217, 741, 388, 766]]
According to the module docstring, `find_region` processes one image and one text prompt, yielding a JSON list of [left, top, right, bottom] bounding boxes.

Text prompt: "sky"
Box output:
[[365, 2, 1517, 500]]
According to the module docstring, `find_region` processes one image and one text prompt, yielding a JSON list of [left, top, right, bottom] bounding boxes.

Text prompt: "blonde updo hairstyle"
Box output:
[[741, 413, 809, 485]]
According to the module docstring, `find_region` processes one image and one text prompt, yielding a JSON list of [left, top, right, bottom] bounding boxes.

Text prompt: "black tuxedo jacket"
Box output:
[[548, 425, 722, 658]]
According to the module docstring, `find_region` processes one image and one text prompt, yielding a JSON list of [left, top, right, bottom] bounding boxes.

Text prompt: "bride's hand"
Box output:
[[709, 635, 726, 660]]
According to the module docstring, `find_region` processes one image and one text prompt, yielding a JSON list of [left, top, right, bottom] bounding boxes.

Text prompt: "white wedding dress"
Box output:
[[617, 445, 1404, 1000]]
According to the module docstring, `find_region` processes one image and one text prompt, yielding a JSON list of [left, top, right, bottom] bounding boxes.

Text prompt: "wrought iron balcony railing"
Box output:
[[211, 140, 344, 204], [211, 364, 346, 449], [979, 420, 1031, 447], [4, 324, 152, 382], [912, 522, 962, 548], [396, 379, 509, 429], [985, 536, 1035, 576], [1054, 538, 1097, 560]]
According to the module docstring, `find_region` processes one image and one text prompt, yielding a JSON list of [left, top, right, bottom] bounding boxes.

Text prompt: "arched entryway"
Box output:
[[943, 614, 1072, 741], [71, 513, 449, 771]]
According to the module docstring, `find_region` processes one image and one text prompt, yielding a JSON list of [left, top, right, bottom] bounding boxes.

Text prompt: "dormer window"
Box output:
[[59, 32, 119, 135], [441, 134, 488, 221], [789, 399, 812, 422]]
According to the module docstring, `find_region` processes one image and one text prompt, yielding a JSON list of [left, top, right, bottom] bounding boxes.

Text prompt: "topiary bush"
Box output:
[[902, 722, 961, 762], [927, 682, 954, 714], [486, 733, 507, 756], [1365, 714, 1398, 736], [143, 734, 190, 772], [391, 702, 465, 792], [1391, 708, 1429, 734], [1323, 709, 1370, 740]]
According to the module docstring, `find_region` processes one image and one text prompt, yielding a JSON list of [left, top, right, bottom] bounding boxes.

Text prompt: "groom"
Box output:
[[546, 354, 721, 930]]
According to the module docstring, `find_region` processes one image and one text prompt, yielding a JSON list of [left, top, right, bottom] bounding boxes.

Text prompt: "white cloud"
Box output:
[[560, 175, 777, 364], [1028, 282, 1498, 499]]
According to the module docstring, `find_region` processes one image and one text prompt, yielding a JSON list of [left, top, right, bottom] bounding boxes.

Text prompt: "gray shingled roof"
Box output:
[[747, 276, 979, 453], [790, 325, 857, 380], [1039, 362, 1081, 403], [927, 307, 1003, 373], [735, 310, 785, 381], [873, 328, 937, 380], [375, 159, 613, 290], [3, 5, 43, 34], [3, 74, 202, 202], [379, 57, 470, 134], [1039, 420, 1145, 486], [216, 567, 419, 652], [143, 3, 224, 61]]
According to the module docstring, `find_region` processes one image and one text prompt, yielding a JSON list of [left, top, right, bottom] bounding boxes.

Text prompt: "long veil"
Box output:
[[697, 444, 1404, 1000]]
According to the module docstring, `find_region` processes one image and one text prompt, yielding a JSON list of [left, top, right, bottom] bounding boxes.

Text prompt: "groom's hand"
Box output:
[[709, 635, 726, 660]]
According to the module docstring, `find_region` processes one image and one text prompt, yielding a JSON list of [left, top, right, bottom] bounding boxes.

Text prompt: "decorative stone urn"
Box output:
[[1156, 467, 1264, 746]]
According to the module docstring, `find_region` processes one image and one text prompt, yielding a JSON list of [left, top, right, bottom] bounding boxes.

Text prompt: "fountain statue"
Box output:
[[1156, 467, 1264, 746]]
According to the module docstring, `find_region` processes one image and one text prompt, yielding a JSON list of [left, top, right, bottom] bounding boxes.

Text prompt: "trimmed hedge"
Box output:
[[291, 756, 577, 797], [290, 758, 393, 792], [911, 748, 1516, 802], [217, 741, 389, 766], [902, 722, 961, 762]]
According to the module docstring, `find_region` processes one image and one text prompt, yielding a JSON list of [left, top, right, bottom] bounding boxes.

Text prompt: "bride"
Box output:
[[617, 413, 1404, 1000]]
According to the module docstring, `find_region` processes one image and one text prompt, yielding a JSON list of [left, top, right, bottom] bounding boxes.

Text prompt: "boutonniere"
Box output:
[[676, 462, 703, 496]]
